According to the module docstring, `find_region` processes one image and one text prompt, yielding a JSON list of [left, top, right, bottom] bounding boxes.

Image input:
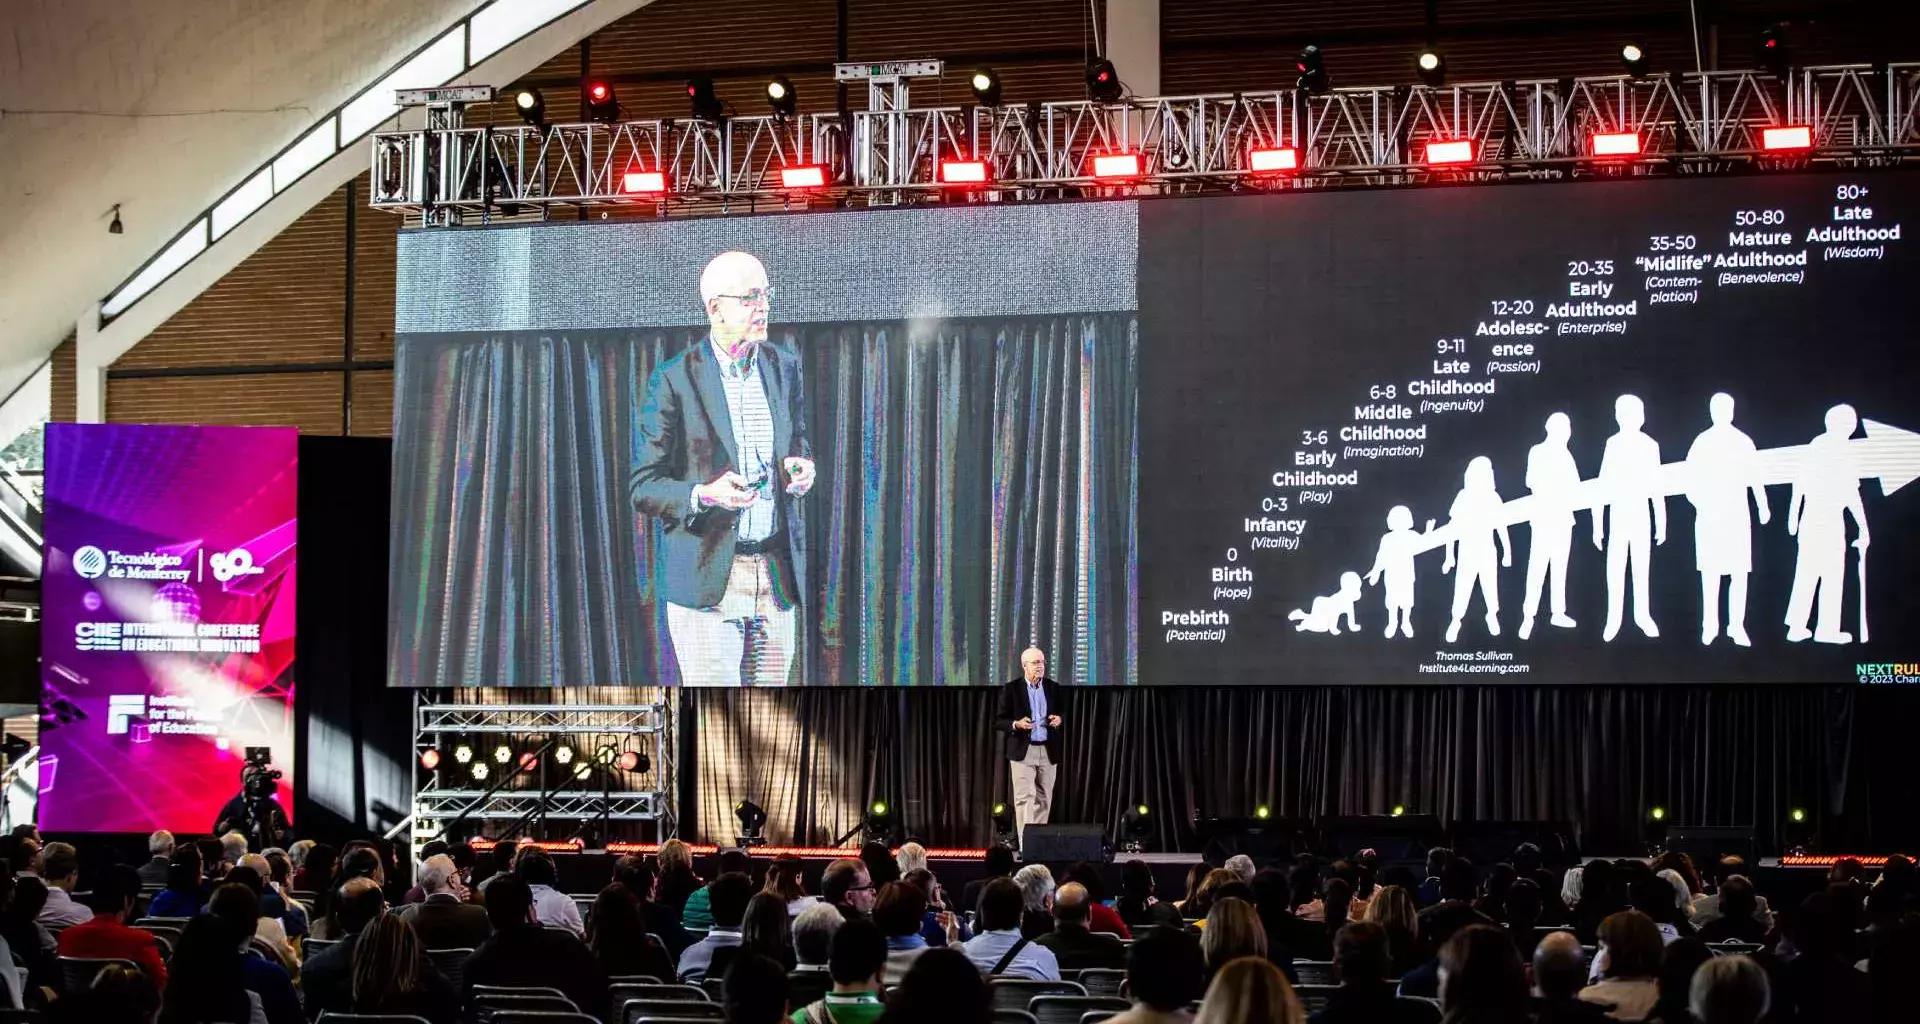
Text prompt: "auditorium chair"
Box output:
[[471, 988, 579, 1016], [625, 1003, 723, 1024], [303, 937, 341, 965], [424, 947, 473, 990], [1292, 984, 1339, 1014], [1027, 995, 1130, 1024], [1291, 960, 1335, 986], [991, 1012, 1039, 1024], [1076, 968, 1126, 997], [1707, 940, 1764, 957], [614, 982, 707, 1002], [57, 955, 137, 995], [1079, 1013, 1122, 1024], [316, 1015, 431, 1024], [699, 976, 726, 1001], [988, 979, 1088, 1014], [488, 1014, 599, 1024]]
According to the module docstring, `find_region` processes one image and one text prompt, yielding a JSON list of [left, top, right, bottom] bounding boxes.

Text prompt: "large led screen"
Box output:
[[40, 424, 297, 830]]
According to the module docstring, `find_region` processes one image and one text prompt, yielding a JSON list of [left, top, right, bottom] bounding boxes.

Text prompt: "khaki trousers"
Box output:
[[1009, 744, 1056, 841]]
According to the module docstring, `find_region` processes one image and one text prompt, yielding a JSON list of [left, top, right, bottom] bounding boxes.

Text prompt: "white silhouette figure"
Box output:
[[1785, 403, 1871, 644], [1365, 505, 1434, 639], [1595, 395, 1666, 641], [1520, 412, 1582, 640], [1290, 572, 1363, 634], [1441, 456, 1511, 644], [1685, 393, 1771, 647]]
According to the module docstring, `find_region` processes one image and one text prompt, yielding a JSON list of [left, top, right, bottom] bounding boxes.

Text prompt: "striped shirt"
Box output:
[[712, 339, 778, 542]]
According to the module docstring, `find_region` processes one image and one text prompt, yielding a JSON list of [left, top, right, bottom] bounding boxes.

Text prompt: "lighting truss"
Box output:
[[371, 63, 1920, 222]]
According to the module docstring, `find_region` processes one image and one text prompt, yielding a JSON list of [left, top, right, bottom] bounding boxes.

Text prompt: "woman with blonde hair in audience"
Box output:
[[1187, 868, 1247, 923], [1580, 910, 1665, 1020], [895, 842, 929, 877], [1362, 884, 1423, 978], [653, 838, 702, 917], [1194, 955, 1305, 1024], [1201, 897, 1268, 981]]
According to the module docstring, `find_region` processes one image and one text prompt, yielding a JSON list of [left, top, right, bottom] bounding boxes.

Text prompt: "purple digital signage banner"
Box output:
[[40, 423, 297, 833]]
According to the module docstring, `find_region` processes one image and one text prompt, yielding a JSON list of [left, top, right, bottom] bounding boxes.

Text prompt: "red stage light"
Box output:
[[1092, 153, 1142, 178], [1248, 147, 1300, 173], [1425, 139, 1475, 164], [1591, 131, 1642, 156], [418, 748, 440, 771], [938, 160, 989, 184], [622, 170, 666, 194], [1761, 125, 1813, 151], [590, 83, 610, 102], [616, 750, 644, 772], [779, 165, 827, 189], [518, 752, 539, 771]]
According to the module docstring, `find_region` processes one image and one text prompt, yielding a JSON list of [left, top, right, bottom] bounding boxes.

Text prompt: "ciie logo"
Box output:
[[210, 547, 265, 583], [107, 694, 146, 734], [1856, 662, 1920, 685], [72, 545, 107, 580]]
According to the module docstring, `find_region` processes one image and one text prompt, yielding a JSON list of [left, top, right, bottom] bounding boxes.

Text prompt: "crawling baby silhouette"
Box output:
[[1290, 572, 1363, 634]]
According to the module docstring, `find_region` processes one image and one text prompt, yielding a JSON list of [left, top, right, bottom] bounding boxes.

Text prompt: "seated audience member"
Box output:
[[586, 882, 676, 981], [1226, 854, 1258, 885], [1694, 877, 1767, 945], [1532, 931, 1611, 1024], [52, 961, 159, 1024], [686, 848, 751, 931], [396, 853, 491, 950], [679, 871, 754, 982], [1175, 862, 1211, 916], [138, 831, 175, 887], [1474, 863, 1518, 924], [303, 877, 389, 1019], [1117, 858, 1185, 931], [1687, 954, 1769, 1024], [56, 864, 166, 987], [1768, 890, 1869, 1023], [823, 857, 877, 922], [517, 849, 584, 936], [287, 840, 317, 889], [1419, 858, 1491, 941], [790, 903, 844, 1009], [895, 843, 929, 878], [1360, 884, 1423, 979], [1867, 914, 1919, 1022], [1308, 921, 1439, 1024], [33, 843, 93, 928], [400, 841, 447, 904], [147, 846, 207, 919], [958, 877, 1060, 980], [1013, 863, 1056, 939], [1201, 897, 1268, 981], [742, 891, 799, 970], [875, 947, 990, 1024], [222, 866, 296, 971], [614, 853, 692, 957], [1062, 861, 1133, 937], [1419, 848, 1454, 907], [206, 883, 300, 1024], [295, 843, 336, 902], [463, 874, 608, 1020], [1645, 938, 1709, 1024], [767, 853, 822, 917], [1631, 876, 1696, 944], [472, 840, 516, 896], [1504, 878, 1545, 957], [158, 915, 258, 1024], [220, 833, 250, 873], [1688, 858, 1768, 928], [1436, 924, 1531, 1024], [725, 951, 792, 1024], [1036, 881, 1127, 971], [790, 918, 887, 1024], [1247, 869, 1310, 979], [1104, 925, 1206, 1024], [1188, 868, 1247, 923], [654, 839, 705, 919], [860, 842, 901, 889], [1195, 955, 1304, 1024], [6, 837, 40, 880], [241, 852, 304, 938], [347, 913, 459, 1024], [903, 866, 968, 947], [959, 845, 1016, 921], [874, 880, 932, 984], [1580, 910, 1664, 1021], [1396, 891, 1493, 1001], [1281, 867, 1333, 960]]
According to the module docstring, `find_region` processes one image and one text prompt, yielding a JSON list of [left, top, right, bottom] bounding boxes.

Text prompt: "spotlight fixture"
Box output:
[[1755, 24, 1790, 78], [1649, 806, 1666, 821], [1254, 805, 1272, 821], [453, 744, 474, 765], [517, 751, 539, 771], [990, 801, 1015, 839], [573, 764, 592, 780], [1783, 807, 1814, 855], [585, 80, 619, 124], [863, 799, 894, 845], [1391, 804, 1407, 817], [418, 748, 441, 771], [765, 75, 796, 117], [554, 745, 574, 766], [615, 750, 647, 772], [1248, 146, 1299, 174], [1296, 45, 1329, 94], [107, 204, 124, 235], [492, 744, 513, 764], [687, 76, 725, 121], [1620, 43, 1649, 77], [870, 800, 890, 818], [1416, 49, 1446, 88], [596, 745, 618, 765], [969, 67, 1003, 107], [470, 762, 490, 781], [736, 800, 768, 846], [512, 88, 546, 127], [1086, 56, 1122, 103], [1121, 803, 1152, 852], [1790, 807, 1807, 823]]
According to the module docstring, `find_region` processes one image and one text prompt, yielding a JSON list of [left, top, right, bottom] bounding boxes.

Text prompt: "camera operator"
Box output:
[[213, 747, 290, 851]]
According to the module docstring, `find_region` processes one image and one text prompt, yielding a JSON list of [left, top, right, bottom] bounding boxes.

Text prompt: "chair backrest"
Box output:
[[1293, 983, 1340, 1014], [989, 980, 1088, 1013], [303, 937, 341, 964], [485, 1013, 602, 1024], [1292, 960, 1336, 986], [623, 1002, 725, 1024], [58, 956, 138, 995], [424, 947, 473, 990], [1076, 968, 1126, 997], [634, 1018, 729, 1024], [471, 992, 579, 1015], [615, 983, 709, 1002], [315, 1015, 433, 1024], [991, 1012, 1040, 1024], [698, 977, 726, 1002], [1027, 995, 1131, 1024], [607, 974, 665, 986], [1707, 941, 1763, 956], [1079, 1012, 1122, 1024]]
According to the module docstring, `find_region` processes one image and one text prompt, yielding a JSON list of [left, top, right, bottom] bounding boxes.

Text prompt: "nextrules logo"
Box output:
[[210, 547, 265, 583], [73, 546, 107, 579], [107, 694, 146, 734]]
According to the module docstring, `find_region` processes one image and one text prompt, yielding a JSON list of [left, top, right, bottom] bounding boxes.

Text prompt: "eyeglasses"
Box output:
[[716, 286, 775, 304]]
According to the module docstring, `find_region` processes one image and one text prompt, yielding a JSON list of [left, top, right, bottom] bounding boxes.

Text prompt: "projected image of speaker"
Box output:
[[1021, 823, 1108, 864]]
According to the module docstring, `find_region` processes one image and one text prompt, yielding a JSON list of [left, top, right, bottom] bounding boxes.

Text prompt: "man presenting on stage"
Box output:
[[999, 647, 1063, 845], [632, 251, 815, 686]]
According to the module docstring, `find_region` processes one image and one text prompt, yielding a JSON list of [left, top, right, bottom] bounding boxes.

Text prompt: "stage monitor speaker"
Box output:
[[1321, 814, 1445, 867], [1449, 820, 1581, 867], [1021, 824, 1108, 864], [1664, 826, 1756, 866], [1196, 816, 1311, 869]]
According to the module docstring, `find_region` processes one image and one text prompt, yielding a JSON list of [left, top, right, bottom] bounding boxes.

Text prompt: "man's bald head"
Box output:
[[1533, 930, 1585, 999], [1053, 880, 1091, 926], [699, 250, 771, 354], [336, 876, 387, 935], [1021, 647, 1046, 683]]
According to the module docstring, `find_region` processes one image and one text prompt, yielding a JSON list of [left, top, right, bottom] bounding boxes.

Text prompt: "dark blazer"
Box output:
[[1034, 925, 1126, 971], [398, 894, 492, 951], [135, 856, 171, 887], [996, 677, 1064, 762], [631, 339, 811, 608]]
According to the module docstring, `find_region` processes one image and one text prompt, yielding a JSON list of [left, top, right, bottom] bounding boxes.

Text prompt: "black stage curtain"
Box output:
[[393, 315, 1137, 687], [697, 685, 1920, 855]]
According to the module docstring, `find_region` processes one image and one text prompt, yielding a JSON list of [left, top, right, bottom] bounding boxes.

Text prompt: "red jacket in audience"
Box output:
[[57, 915, 168, 989]]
